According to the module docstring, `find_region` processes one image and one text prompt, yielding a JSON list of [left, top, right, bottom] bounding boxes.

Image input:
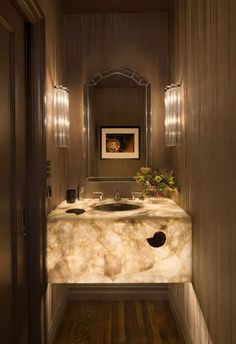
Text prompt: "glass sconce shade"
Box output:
[[53, 86, 70, 147], [164, 84, 181, 146]]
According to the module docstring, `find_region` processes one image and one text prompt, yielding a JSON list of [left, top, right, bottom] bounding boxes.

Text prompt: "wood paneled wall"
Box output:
[[47, 284, 67, 342], [63, 12, 170, 188], [40, 0, 68, 337], [169, 1, 236, 343], [41, 0, 67, 211]]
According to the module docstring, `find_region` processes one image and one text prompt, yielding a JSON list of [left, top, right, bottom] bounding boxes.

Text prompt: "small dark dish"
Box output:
[[65, 208, 86, 215]]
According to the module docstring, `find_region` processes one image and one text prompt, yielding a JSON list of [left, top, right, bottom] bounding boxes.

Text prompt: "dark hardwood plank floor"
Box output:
[[53, 300, 184, 344]]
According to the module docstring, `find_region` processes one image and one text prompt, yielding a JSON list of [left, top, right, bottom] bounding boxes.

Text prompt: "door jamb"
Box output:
[[13, 1, 47, 343]]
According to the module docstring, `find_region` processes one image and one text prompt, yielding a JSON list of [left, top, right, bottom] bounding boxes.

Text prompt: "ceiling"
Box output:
[[60, 0, 171, 14]]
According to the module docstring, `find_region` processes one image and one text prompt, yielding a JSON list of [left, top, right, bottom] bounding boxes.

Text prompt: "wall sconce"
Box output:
[[53, 85, 70, 147], [164, 83, 181, 146]]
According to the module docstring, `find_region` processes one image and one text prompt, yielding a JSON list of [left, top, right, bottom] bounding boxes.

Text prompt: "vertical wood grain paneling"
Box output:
[[169, 1, 236, 343], [42, 0, 67, 211], [40, 0, 68, 338], [170, 283, 212, 344], [63, 13, 170, 188], [47, 283, 67, 342]]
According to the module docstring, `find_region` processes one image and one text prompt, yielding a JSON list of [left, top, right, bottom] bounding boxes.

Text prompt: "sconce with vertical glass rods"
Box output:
[[53, 85, 70, 147], [164, 84, 181, 146]]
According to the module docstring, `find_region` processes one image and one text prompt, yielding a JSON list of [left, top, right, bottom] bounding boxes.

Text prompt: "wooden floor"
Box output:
[[53, 300, 184, 344]]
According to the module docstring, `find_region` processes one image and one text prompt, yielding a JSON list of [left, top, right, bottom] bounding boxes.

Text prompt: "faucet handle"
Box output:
[[132, 191, 145, 200], [93, 192, 104, 200], [129, 192, 136, 200]]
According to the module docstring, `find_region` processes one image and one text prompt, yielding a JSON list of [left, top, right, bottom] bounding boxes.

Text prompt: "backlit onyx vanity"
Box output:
[[47, 198, 192, 283]]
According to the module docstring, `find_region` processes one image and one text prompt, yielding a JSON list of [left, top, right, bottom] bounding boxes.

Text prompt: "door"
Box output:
[[0, 1, 28, 343]]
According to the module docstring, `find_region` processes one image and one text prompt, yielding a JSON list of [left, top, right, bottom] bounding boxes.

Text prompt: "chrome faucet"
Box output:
[[114, 190, 121, 201]]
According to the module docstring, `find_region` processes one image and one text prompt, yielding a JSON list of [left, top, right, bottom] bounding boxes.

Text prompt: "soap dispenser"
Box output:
[[78, 179, 84, 200]]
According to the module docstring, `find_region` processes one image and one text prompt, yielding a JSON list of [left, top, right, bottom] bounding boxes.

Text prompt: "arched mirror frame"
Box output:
[[84, 67, 152, 181]]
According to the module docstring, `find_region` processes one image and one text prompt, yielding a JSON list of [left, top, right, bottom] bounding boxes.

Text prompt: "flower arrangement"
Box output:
[[135, 167, 176, 197]]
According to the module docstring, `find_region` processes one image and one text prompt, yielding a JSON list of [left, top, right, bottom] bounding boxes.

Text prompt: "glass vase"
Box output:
[[147, 190, 162, 203]]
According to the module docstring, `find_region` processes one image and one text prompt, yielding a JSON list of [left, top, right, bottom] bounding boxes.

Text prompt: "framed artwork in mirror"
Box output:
[[101, 127, 140, 159]]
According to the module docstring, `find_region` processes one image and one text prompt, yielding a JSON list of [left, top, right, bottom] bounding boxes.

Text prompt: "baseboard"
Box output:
[[67, 283, 169, 301], [48, 289, 68, 344], [168, 292, 192, 344]]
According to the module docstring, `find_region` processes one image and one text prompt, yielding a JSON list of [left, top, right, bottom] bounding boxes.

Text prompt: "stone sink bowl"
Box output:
[[94, 202, 141, 212]]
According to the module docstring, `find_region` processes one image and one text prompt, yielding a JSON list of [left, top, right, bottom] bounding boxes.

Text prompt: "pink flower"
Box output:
[[140, 167, 151, 174]]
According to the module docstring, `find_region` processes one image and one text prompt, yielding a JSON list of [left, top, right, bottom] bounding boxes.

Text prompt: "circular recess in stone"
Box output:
[[65, 208, 86, 215], [147, 231, 166, 248], [95, 203, 140, 212]]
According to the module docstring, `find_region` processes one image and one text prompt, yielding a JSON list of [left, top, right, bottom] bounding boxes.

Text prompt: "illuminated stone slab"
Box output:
[[47, 198, 192, 283]]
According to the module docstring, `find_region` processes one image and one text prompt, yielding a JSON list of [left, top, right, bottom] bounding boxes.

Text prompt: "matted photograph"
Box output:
[[101, 127, 140, 159]]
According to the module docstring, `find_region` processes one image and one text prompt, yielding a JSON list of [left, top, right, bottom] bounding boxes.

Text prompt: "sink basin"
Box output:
[[94, 202, 141, 212]]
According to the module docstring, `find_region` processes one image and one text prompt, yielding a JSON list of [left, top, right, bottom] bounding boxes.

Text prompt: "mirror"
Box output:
[[84, 67, 151, 181]]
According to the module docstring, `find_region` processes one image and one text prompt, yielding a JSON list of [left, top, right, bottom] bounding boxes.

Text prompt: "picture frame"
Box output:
[[101, 127, 140, 159]]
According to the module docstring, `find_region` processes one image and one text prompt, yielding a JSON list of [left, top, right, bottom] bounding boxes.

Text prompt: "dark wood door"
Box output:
[[0, 2, 28, 343]]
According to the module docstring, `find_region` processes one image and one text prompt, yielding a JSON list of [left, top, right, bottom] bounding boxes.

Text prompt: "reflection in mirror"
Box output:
[[84, 67, 151, 181]]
